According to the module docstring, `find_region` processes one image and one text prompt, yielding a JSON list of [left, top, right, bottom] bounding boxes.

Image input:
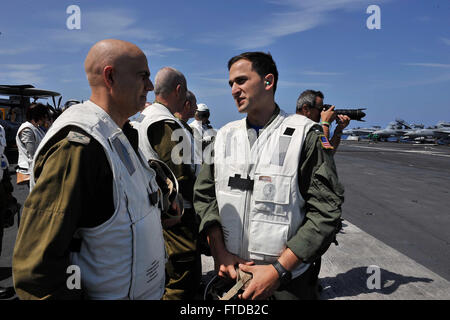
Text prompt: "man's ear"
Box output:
[[183, 100, 190, 112], [301, 104, 309, 115], [103, 66, 114, 89], [175, 84, 182, 97], [264, 74, 275, 90]]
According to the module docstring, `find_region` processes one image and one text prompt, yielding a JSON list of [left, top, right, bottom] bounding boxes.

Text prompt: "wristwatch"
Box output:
[[272, 260, 292, 290]]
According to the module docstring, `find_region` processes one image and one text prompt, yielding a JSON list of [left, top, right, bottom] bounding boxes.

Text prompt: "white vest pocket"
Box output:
[[248, 219, 289, 258], [253, 175, 290, 216]]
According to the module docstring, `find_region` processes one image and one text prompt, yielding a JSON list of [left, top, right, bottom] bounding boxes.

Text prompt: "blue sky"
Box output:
[[0, 0, 449, 129]]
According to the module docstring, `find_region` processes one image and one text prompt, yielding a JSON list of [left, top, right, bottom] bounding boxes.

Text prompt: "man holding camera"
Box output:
[[296, 90, 350, 152], [295, 89, 350, 292]]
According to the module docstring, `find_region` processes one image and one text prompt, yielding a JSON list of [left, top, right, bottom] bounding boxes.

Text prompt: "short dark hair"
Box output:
[[26, 103, 49, 122], [296, 89, 325, 113], [315, 91, 324, 99], [186, 90, 196, 106], [227, 51, 279, 94], [196, 110, 210, 120]]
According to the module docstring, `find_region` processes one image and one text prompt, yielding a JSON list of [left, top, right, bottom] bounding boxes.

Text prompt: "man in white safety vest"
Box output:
[[194, 52, 344, 300], [13, 39, 168, 300], [189, 103, 216, 145], [136, 67, 201, 300]]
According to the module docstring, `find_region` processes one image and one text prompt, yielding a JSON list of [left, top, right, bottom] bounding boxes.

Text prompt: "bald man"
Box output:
[[135, 67, 201, 300], [12, 39, 167, 300]]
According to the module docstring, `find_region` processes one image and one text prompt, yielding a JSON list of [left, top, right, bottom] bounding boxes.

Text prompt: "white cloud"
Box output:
[[48, 9, 160, 45], [190, 70, 228, 77], [0, 47, 33, 55], [142, 44, 184, 57], [441, 37, 450, 46], [41, 8, 183, 57], [1, 64, 46, 71], [395, 73, 450, 88], [278, 80, 328, 88], [195, 77, 229, 85], [404, 63, 450, 68], [303, 71, 344, 76], [0, 71, 45, 84], [417, 16, 431, 22], [189, 84, 230, 98], [201, 0, 390, 49], [0, 64, 46, 84]]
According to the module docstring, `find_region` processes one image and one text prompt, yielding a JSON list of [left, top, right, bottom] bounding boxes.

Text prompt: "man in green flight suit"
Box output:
[[136, 67, 201, 300], [193, 52, 344, 300]]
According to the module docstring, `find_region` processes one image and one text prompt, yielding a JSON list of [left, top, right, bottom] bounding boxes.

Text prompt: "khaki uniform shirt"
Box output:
[[146, 120, 196, 204]]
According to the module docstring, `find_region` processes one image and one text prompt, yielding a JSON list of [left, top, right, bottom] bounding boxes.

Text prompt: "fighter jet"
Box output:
[[432, 122, 450, 142], [343, 126, 381, 137], [401, 121, 450, 143], [372, 120, 410, 141]]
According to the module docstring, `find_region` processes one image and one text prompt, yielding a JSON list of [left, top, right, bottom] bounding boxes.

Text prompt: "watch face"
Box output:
[[280, 271, 292, 286], [283, 271, 292, 281]]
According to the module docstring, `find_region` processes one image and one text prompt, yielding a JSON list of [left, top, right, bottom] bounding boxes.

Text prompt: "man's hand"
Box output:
[[161, 196, 183, 228], [237, 264, 280, 300], [321, 105, 336, 123], [214, 251, 254, 280], [336, 114, 350, 131], [207, 224, 254, 280]]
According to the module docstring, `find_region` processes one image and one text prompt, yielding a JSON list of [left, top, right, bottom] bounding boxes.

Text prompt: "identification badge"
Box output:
[[319, 135, 334, 150], [263, 183, 275, 200]]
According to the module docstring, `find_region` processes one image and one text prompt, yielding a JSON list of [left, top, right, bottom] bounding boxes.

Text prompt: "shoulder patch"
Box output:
[[67, 130, 91, 145], [319, 135, 334, 150]]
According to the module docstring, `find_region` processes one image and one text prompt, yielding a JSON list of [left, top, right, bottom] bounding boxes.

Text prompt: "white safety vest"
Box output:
[[214, 110, 316, 279], [31, 101, 166, 300], [16, 121, 45, 174], [136, 102, 196, 208], [189, 120, 216, 142], [188, 119, 215, 176]]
